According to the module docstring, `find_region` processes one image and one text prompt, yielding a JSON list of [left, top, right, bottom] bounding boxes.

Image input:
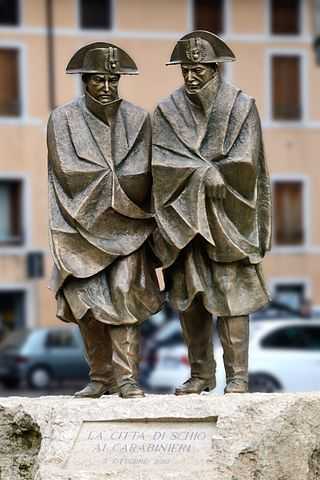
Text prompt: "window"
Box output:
[[273, 181, 304, 246], [272, 55, 301, 121], [271, 0, 300, 35], [194, 0, 224, 34], [79, 0, 112, 29], [27, 252, 44, 279], [0, 49, 20, 116], [274, 283, 305, 310], [46, 330, 76, 349], [0, 0, 19, 26], [262, 326, 320, 350], [0, 180, 23, 245]]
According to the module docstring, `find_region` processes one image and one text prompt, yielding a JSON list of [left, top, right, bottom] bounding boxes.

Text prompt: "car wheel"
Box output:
[[2, 377, 20, 389], [249, 373, 281, 393], [27, 366, 52, 390]]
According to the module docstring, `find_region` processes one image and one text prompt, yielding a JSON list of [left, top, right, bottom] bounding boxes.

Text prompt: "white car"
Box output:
[[148, 319, 320, 394]]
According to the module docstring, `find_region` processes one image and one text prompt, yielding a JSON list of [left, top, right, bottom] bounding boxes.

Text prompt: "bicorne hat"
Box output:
[[167, 30, 236, 65], [66, 42, 139, 75]]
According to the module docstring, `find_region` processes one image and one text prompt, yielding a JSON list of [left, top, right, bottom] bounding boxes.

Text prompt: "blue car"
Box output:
[[0, 326, 89, 389]]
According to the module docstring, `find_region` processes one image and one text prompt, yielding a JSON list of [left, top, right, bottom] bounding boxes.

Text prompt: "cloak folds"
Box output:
[[152, 81, 272, 316], [48, 96, 163, 324]]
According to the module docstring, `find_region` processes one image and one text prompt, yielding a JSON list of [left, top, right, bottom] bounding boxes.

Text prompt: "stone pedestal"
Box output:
[[1, 393, 320, 479]]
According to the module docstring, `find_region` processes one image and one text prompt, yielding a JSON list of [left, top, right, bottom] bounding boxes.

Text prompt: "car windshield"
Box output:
[[0, 330, 30, 351]]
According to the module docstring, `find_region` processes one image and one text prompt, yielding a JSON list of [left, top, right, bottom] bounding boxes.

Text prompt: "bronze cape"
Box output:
[[48, 95, 162, 325], [152, 79, 271, 316]]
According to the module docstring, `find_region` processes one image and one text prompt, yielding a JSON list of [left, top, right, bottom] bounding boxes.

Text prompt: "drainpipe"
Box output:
[[45, 0, 56, 109], [314, 0, 320, 64]]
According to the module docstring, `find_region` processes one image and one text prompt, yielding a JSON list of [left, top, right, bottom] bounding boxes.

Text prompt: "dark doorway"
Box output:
[[0, 291, 25, 342], [274, 284, 305, 311]]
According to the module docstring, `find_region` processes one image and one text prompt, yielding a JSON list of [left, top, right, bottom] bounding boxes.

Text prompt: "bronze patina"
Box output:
[[151, 31, 272, 395], [47, 42, 163, 399]]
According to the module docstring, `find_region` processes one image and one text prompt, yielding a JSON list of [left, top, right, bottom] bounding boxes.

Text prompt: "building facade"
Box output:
[[0, 0, 318, 337]]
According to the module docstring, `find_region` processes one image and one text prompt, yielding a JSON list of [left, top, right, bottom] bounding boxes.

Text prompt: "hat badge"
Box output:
[[186, 39, 205, 63], [105, 47, 118, 71], [104, 58, 117, 70]]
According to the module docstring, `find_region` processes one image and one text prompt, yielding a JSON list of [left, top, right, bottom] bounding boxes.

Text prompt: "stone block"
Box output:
[[0, 393, 320, 479]]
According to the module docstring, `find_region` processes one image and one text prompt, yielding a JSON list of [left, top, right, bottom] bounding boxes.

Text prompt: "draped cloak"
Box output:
[[152, 80, 272, 317], [47, 96, 163, 324]]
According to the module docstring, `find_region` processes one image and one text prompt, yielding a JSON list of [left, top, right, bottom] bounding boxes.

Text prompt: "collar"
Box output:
[[85, 90, 122, 125], [185, 73, 221, 116]]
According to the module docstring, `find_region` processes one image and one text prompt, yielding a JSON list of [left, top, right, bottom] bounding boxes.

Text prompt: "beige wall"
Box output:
[[231, 42, 266, 115], [117, 0, 188, 32], [232, 0, 266, 34], [23, 0, 46, 27], [53, 0, 77, 29]]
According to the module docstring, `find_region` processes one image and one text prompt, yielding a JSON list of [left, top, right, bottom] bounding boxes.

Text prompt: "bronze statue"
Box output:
[[47, 42, 163, 399], [151, 31, 271, 394]]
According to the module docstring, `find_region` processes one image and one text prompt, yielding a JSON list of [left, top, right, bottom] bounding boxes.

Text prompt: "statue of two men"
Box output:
[[47, 32, 271, 398]]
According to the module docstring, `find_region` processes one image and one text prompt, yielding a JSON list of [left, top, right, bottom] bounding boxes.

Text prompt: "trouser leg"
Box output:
[[77, 313, 115, 385], [175, 298, 215, 394], [109, 324, 144, 398], [180, 298, 215, 381], [217, 315, 249, 393]]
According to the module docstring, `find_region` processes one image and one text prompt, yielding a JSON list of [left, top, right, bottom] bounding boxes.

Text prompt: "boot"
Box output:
[[175, 298, 215, 395], [75, 314, 117, 398], [74, 381, 117, 398], [217, 315, 249, 394], [109, 325, 145, 398]]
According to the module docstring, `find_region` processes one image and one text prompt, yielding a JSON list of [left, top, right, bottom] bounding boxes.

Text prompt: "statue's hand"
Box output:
[[205, 167, 226, 199]]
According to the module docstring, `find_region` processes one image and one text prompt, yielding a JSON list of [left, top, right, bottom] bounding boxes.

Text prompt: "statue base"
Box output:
[[1, 393, 319, 479]]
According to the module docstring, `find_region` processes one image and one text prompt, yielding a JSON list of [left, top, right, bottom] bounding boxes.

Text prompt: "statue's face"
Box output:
[[181, 63, 216, 94], [85, 73, 120, 104]]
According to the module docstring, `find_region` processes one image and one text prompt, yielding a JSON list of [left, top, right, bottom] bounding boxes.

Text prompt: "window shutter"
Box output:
[[194, 0, 224, 34], [274, 181, 304, 245], [0, 49, 20, 116], [272, 56, 301, 120], [271, 0, 300, 35], [80, 0, 111, 29]]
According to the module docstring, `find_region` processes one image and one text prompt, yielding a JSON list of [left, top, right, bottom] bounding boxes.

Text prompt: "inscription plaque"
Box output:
[[65, 419, 218, 473]]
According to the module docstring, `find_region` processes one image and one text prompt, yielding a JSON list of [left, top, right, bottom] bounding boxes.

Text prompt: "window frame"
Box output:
[[266, 49, 307, 127], [271, 55, 302, 121], [267, 0, 305, 39], [0, 180, 23, 245], [0, 48, 22, 117], [271, 175, 310, 253], [0, 173, 31, 253], [77, 0, 114, 31], [0, 43, 28, 123]]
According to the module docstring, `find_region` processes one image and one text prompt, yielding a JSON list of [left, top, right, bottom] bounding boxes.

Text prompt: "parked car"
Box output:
[[0, 326, 89, 389], [246, 319, 320, 393], [147, 319, 320, 394]]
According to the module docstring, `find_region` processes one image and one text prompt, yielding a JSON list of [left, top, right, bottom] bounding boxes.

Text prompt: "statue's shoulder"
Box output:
[[49, 98, 81, 124], [120, 99, 149, 124], [155, 87, 184, 113], [238, 91, 255, 110], [223, 81, 255, 109]]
